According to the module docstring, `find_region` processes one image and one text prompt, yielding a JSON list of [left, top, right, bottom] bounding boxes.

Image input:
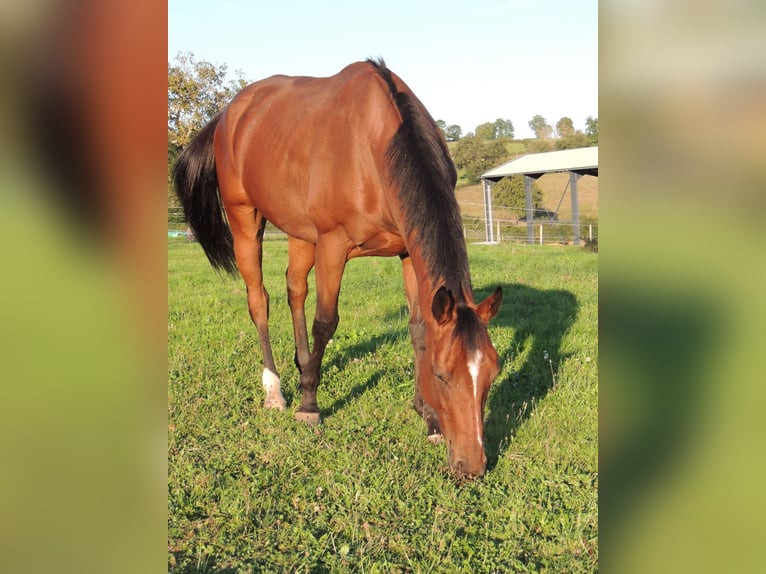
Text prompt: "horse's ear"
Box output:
[[476, 286, 503, 323], [432, 286, 456, 325]]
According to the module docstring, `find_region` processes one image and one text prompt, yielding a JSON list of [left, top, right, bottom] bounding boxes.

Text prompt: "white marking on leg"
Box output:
[[262, 368, 286, 410], [468, 351, 484, 447], [262, 368, 280, 393]]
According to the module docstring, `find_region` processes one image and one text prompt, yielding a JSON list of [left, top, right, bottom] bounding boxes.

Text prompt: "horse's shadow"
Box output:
[[319, 330, 405, 418], [478, 283, 579, 470], [311, 284, 578, 471]]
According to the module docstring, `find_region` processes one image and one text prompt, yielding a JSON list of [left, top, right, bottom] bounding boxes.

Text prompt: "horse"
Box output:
[[173, 58, 502, 478]]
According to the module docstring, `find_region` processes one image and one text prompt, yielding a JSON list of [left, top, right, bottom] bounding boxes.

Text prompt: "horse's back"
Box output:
[[214, 61, 404, 245]]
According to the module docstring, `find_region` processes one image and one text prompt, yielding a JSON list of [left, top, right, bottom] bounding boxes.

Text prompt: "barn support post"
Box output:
[[569, 172, 581, 245], [524, 176, 534, 244], [482, 178, 495, 243]]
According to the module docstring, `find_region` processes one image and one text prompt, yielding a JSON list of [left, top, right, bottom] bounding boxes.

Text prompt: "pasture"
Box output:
[[168, 238, 598, 572]]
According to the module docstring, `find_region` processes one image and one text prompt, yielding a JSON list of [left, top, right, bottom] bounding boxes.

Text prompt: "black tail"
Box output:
[[172, 114, 238, 274]]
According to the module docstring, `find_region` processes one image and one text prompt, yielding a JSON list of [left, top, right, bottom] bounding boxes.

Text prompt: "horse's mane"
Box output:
[[368, 58, 471, 299]]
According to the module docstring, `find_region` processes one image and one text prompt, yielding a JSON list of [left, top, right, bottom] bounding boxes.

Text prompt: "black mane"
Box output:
[[368, 58, 471, 299]]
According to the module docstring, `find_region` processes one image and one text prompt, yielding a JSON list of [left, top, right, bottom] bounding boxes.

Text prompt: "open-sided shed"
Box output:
[[480, 146, 598, 244]]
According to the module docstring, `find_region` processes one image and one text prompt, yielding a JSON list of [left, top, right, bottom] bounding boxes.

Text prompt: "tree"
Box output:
[[493, 175, 544, 220], [474, 118, 514, 140], [168, 52, 248, 201], [168, 51, 247, 151], [585, 116, 598, 144], [556, 117, 575, 138], [475, 122, 495, 140], [526, 138, 554, 153], [493, 118, 514, 139], [555, 132, 592, 150], [436, 119, 447, 135], [452, 135, 508, 182], [529, 114, 553, 139], [445, 124, 462, 141]]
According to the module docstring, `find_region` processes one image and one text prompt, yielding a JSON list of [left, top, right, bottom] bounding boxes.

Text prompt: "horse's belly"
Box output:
[[347, 232, 406, 259]]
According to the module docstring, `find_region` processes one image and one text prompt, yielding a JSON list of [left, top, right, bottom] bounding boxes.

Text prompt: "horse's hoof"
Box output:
[[427, 433, 444, 445], [294, 411, 321, 425], [263, 397, 286, 411]]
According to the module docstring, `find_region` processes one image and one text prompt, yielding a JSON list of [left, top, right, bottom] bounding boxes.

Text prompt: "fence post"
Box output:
[[539, 224, 543, 245], [569, 172, 581, 245], [496, 221, 501, 243], [589, 224, 593, 241], [482, 179, 495, 243], [525, 176, 535, 244]]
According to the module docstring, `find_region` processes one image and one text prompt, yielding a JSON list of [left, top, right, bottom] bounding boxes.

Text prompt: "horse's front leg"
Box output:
[[286, 237, 315, 376], [294, 237, 347, 424]]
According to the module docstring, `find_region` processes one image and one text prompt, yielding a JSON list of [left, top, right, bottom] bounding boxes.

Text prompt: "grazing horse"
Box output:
[[173, 59, 502, 478]]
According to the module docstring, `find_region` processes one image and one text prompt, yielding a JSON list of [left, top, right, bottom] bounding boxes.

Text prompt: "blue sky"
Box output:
[[168, 0, 597, 139]]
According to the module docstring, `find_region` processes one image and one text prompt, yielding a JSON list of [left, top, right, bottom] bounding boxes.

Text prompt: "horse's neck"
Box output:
[[406, 242, 472, 307]]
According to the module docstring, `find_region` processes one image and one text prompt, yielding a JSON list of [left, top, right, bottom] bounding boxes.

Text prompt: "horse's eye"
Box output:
[[434, 372, 449, 385]]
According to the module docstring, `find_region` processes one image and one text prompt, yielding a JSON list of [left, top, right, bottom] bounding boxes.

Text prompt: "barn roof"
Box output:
[[481, 146, 598, 181]]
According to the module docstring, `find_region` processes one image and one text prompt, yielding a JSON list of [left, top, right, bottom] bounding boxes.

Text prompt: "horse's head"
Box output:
[[421, 285, 503, 479]]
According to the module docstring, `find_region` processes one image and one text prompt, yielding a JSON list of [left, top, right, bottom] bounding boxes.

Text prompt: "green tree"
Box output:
[[168, 52, 247, 184], [585, 116, 598, 144], [475, 122, 495, 140], [526, 138, 555, 153], [445, 124, 462, 141], [452, 136, 508, 182], [493, 118, 514, 139], [436, 119, 447, 135], [529, 114, 553, 139], [555, 132, 593, 150], [556, 117, 575, 138], [493, 175, 544, 220], [475, 118, 514, 140]]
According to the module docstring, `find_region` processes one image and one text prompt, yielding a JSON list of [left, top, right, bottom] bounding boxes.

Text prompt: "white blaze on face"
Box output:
[[468, 351, 484, 447]]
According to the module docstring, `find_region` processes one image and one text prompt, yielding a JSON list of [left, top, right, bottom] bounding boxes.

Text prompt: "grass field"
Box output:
[[168, 238, 598, 572]]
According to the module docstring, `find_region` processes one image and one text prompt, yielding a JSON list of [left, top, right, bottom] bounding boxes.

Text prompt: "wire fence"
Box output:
[[169, 207, 598, 246], [461, 216, 598, 245]]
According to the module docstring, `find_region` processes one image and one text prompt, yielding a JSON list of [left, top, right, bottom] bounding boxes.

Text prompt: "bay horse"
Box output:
[[173, 59, 502, 478]]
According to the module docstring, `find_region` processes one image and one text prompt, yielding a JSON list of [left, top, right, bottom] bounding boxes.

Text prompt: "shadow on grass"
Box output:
[[480, 283, 579, 471], [306, 285, 581, 472]]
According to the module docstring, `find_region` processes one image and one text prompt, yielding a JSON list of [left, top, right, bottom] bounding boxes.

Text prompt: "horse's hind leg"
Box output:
[[286, 237, 315, 376], [228, 209, 286, 411]]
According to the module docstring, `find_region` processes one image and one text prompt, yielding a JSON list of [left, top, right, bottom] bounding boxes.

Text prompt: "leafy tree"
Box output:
[[493, 118, 514, 139], [555, 131, 593, 150], [436, 119, 447, 134], [168, 51, 247, 156], [445, 124, 462, 141], [556, 117, 575, 138], [493, 175, 544, 220], [475, 122, 495, 140], [452, 135, 508, 182], [585, 116, 598, 144], [526, 138, 555, 153], [529, 114, 553, 139], [475, 118, 514, 140]]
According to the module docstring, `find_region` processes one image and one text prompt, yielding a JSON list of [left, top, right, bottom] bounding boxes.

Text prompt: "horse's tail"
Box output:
[[172, 114, 238, 274]]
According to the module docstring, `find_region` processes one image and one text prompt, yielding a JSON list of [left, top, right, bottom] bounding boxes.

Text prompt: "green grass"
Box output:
[[168, 238, 598, 572]]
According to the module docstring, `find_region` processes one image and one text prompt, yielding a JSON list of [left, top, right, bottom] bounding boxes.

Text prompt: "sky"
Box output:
[[168, 0, 597, 139]]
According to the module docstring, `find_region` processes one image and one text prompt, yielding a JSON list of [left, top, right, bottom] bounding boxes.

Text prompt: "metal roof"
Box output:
[[481, 146, 598, 181]]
